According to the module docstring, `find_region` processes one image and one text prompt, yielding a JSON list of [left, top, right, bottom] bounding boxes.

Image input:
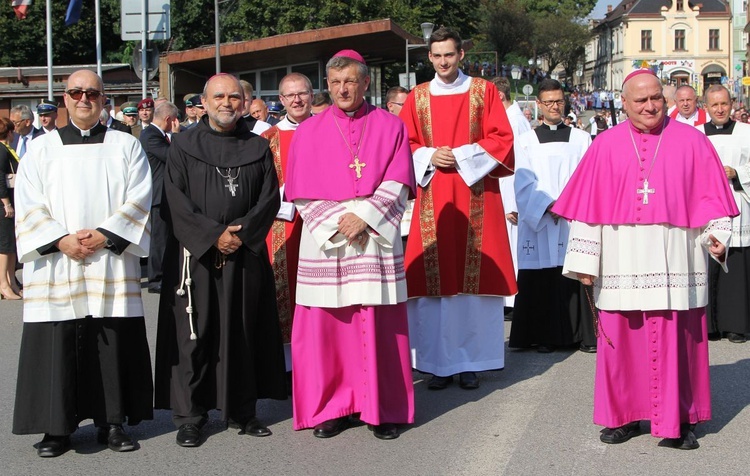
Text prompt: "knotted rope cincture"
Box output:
[[176, 247, 197, 340]]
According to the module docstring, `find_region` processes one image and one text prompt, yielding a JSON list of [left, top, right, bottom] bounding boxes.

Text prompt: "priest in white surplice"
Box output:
[[697, 84, 750, 344], [493, 76, 531, 314], [508, 79, 595, 353], [12, 70, 153, 458]]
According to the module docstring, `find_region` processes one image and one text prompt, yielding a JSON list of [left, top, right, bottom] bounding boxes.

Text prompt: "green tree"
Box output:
[[0, 0, 128, 66], [480, 0, 533, 65], [1, 0, 482, 67], [519, 0, 597, 17]]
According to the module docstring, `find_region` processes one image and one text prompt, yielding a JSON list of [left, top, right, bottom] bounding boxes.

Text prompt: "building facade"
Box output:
[[0, 64, 156, 128], [586, 0, 732, 94]]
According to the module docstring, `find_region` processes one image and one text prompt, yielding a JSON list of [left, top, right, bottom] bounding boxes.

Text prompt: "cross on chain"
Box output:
[[349, 157, 367, 179], [225, 177, 238, 197], [637, 179, 655, 205], [523, 240, 535, 255]]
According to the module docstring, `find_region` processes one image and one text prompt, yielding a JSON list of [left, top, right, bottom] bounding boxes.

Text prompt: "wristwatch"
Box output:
[[105, 238, 115, 250]]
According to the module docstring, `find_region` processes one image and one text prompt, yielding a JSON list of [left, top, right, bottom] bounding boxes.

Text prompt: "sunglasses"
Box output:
[[66, 89, 103, 100]]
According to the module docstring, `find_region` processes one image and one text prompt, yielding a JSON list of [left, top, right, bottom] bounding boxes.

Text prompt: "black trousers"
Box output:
[[148, 205, 168, 287]]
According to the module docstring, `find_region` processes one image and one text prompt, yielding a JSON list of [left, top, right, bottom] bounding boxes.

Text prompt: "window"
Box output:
[[676, 0, 684, 11], [674, 29, 685, 50], [709, 29, 720, 50], [641, 30, 652, 51], [291, 63, 321, 91]]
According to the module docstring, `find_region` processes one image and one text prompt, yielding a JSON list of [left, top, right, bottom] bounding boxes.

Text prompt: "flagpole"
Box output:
[[46, 0, 53, 100], [95, 0, 102, 77], [142, 0, 147, 98]]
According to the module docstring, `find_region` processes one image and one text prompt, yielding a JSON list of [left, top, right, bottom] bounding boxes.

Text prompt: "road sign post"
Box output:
[[121, 0, 171, 97]]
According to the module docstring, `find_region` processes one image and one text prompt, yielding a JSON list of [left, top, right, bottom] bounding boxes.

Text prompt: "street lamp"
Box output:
[[405, 22, 434, 89], [511, 65, 521, 99]]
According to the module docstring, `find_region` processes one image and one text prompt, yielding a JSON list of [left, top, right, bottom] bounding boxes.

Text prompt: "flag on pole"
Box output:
[[65, 0, 82, 26], [11, 0, 32, 20]]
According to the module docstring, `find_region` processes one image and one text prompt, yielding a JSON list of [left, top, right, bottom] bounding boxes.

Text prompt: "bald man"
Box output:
[[12, 69, 153, 457], [155, 73, 286, 448]]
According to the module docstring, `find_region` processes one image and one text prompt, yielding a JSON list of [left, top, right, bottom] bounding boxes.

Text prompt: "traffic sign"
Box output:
[[522, 84, 533, 96], [742, 77, 750, 86], [121, 0, 171, 41]]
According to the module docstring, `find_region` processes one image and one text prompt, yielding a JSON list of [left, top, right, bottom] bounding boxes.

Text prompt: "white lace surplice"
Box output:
[[563, 219, 732, 311]]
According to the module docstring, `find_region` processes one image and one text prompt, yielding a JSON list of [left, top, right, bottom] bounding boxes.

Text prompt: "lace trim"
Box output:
[[567, 237, 600, 256], [597, 272, 707, 290]]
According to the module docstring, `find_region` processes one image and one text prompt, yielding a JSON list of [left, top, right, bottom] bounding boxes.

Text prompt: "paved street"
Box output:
[[1, 288, 749, 475]]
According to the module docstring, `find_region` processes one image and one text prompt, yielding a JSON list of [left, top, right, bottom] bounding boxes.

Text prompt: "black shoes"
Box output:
[[537, 344, 555, 353], [368, 423, 399, 440], [176, 423, 203, 447], [579, 343, 597, 353], [661, 424, 700, 450], [312, 417, 349, 438], [428, 373, 479, 390], [600, 421, 641, 444], [427, 375, 453, 390], [727, 332, 747, 343], [37, 434, 70, 458], [147, 285, 162, 294], [459, 372, 480, 389], [96, 424, 135, 452], [229, 417, 272, 437]]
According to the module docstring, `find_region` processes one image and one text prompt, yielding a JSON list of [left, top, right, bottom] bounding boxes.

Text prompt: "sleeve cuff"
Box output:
[[97, 228, 130, 256]]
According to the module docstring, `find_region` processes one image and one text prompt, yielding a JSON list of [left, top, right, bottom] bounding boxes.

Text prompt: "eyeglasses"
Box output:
[[281, 91, 311, 101], [539, 100, 565, 108], [10, 119, 28, 126], [389, 102, 404, 107], [66, 89, 103, 100]]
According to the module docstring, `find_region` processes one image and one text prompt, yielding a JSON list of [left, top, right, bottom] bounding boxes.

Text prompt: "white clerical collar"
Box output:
[[711, 121, 725, 129], [70, 121, 93, 137], [544, 121, 564, 130], [677, 110, 697, 124], [430, 70, 471, 96], [277, 116, 301, 131]]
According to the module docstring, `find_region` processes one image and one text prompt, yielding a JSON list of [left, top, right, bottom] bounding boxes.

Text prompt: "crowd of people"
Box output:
[[3, 26, 748, 460]]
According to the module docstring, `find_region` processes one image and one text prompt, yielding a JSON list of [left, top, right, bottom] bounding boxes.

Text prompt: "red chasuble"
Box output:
[[401, 78, 517, 297], [262, 125, 303, 343]]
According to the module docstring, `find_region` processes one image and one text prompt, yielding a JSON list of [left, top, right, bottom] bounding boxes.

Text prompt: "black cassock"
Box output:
[[154, 116, 287, 427]]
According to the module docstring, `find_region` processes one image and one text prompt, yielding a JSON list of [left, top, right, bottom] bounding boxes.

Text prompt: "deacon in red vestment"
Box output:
[[399, 27, 516, 390], [261, 73, 312, 368], [668, 84, 707, 126]]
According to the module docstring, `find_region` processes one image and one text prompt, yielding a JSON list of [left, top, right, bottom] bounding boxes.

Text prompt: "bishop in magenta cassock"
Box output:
[[261, 72, 314, 370], [284, 50, 416, 440], [553, 69, 738, 450], [399, 27, 516, 390]]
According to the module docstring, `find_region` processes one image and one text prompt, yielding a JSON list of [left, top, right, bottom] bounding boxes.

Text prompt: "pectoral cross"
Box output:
[[637, 179, 655, 205], [349, 157, 366, 179], [523, 240, 535, 255], [225, 177, 238, 197]]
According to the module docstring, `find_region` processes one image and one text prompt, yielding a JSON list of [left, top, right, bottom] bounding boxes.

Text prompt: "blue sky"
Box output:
[[589, 0, 615, 19]]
